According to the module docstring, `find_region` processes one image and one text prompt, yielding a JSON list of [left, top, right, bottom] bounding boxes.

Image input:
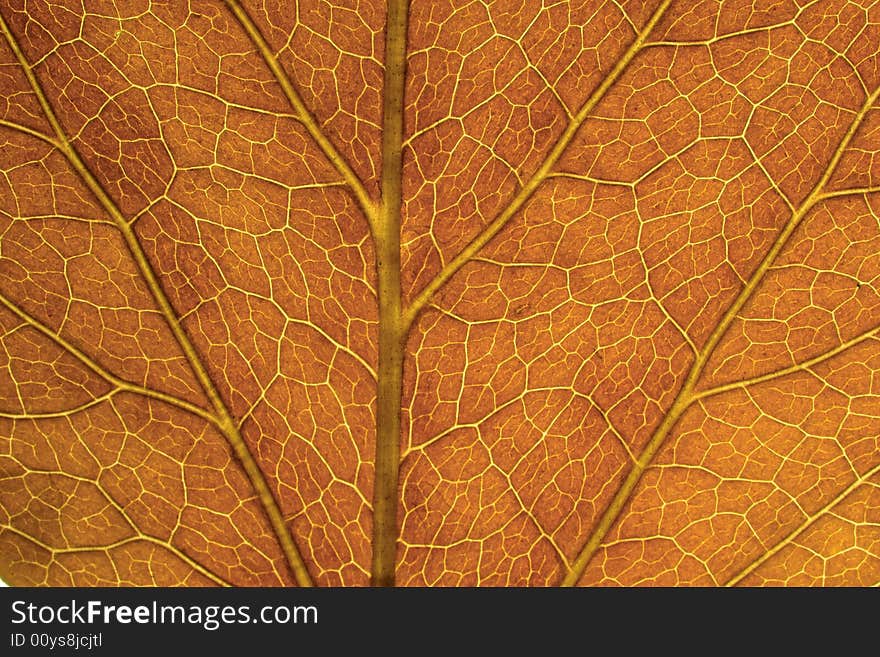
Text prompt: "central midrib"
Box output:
[[371, 0, 410, 587], [374, 0, 674, 585]]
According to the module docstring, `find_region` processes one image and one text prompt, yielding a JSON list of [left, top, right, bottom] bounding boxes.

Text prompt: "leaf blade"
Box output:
[[1, 0, 879, 587]]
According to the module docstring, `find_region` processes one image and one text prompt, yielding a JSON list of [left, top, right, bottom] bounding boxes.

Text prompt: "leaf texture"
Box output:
[[1, 0, 879, 587]]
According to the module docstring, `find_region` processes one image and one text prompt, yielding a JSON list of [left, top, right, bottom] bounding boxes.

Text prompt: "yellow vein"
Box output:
[[694, 324, 880, 402], [561, 84, 880, 586], [592, 400, 639, 465], [493, 463, 571, 569], [0, 14, 313, 587], [545, 171, 635, 188], [644, 23, 794, 49], [641, 0, 821, 50], [3, 465, 235, 586], [0, 391, 118, 419], [725, 461, 880, 586], [818, 186, 880, 201], [6, 213, 112, 226], [1, 524, 232, 587], [402, 0, 674, 329], [0, 118, 59, 147], [283, 316, 377, 381], [681, 85, 880, 394], [224, 0, 379, 229], [0, 290, 215, 424]]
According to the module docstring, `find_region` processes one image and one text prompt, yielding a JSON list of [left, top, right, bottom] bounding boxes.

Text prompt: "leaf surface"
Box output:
[[1, 0, 879, 586]]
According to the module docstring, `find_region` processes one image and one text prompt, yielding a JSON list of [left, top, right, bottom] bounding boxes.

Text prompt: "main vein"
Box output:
[[371, 0, 410, 587], [0, 12, 313, 587], [561, 83, 880, 586]]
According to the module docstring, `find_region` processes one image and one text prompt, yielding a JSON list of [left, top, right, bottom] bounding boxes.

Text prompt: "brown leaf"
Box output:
[[1, 0, 879, 587]]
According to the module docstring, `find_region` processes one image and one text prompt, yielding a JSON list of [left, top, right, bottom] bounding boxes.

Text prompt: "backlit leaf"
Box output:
[[1, 0, 878, 587]]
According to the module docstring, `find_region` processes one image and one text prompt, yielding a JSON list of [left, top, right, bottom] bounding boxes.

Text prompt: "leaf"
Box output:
[[1, 0, 879, 587]]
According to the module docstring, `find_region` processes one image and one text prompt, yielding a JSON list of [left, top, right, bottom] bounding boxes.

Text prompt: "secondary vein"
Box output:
[[402, 0, 675, 329], [0, 12, 313, 588], [725, 461, 880, 586], [0, 290, 217, 424], [561, 83, 880, 586], [224, 0, 379, 229]]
